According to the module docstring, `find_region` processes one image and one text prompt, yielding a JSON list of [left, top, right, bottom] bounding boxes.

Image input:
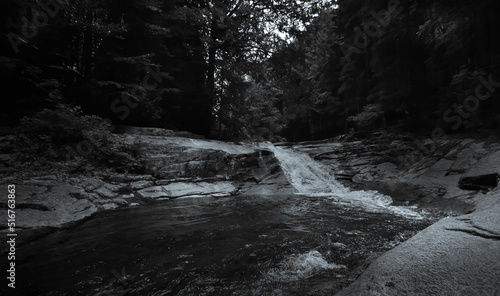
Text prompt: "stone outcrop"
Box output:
[[303, 134, 500, 295], [0, 130, 281, 232], [335, 189, 500, 296], [2, 126, 499, 296], [10, 176, 98, 229], [284, 133, 500, 295], [116, 133, 263, 180], [295, 134, 500, 204]]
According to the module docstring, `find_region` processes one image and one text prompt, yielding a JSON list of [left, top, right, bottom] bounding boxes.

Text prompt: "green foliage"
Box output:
[[20, 105, 108, 142], [238, 82, 286, 141], [102, 139, 146, 174], [17, 104, 112, 161], [347, 104, 384, 131]]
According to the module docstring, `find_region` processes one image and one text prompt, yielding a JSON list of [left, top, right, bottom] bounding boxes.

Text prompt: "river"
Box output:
[[10, 144, 434, 295], [14, 194, 432, 296]]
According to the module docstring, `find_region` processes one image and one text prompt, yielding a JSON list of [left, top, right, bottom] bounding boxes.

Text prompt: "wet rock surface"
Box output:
[[280, 132, 500, 295], [11, 179, 98, 229], [288, 133, 500, 295], [292, 133, 500, 208], [1, 128, 499, 295], [137, 181, 238, 199], [0, 130, 279, 236], [336, 189, 500, 296]]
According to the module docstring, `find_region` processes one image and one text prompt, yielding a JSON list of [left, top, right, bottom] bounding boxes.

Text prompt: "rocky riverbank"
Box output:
[[1, 127, 499, 295], [285, 131, 500, 295], [291, 132, 499, 214], [336, 189, 500, 296], [0, 128, 293, 246]]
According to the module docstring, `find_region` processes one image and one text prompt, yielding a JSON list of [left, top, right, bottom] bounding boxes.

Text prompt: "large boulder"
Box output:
[[120, 134, 264, 181], [335, 189, 500, 296]]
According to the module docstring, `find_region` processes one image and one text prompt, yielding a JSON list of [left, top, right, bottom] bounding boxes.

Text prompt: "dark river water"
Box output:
[[10, 194, 433, 296]]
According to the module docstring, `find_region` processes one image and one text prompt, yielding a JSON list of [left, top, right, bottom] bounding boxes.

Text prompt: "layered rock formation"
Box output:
[[0, 128, 289, 234], [287, 132, 500, 296], [1, 127, 499, 295]]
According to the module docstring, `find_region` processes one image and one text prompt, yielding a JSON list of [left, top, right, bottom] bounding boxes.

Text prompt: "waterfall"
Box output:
[[263, 143, 423, 219], [265, 144, 349, 195]]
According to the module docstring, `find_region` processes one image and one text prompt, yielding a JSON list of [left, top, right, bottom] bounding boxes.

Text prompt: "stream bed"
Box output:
[[12, 194, 434, 296]]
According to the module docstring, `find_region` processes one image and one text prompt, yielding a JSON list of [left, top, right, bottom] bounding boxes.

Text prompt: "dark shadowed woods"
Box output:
[[1, 0, 499, 143]]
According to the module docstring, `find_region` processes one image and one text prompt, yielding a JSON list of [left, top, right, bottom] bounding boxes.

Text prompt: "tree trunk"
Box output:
[[206, 7, 218, 137]]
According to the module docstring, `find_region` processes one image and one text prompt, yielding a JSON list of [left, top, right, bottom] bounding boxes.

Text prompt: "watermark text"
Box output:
[[7, 184, 16, 289]]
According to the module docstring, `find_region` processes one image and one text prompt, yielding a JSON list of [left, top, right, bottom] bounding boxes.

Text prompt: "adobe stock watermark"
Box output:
[[7, 0, 60, 54], [413, 72, 500, 156], [65, 65, 168, 160], [341, 0, 403, 62], [110, 65, 167, 120]]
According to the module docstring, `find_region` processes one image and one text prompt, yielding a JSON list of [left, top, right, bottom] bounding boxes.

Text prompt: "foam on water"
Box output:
[[262, 143, 423, 219], [266, 250, 345, 282]]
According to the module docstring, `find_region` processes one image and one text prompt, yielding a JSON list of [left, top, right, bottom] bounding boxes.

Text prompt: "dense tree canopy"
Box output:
[[1, 0, 499, 141]]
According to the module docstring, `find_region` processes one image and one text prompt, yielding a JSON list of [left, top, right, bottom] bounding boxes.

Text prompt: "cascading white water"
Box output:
[[262, 143, 423, 219], [266, 144, 349, 195]]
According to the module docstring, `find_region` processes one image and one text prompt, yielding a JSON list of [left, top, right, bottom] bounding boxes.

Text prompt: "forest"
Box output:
[[1, 0, 500, 142], [2, 2, 500, 295]]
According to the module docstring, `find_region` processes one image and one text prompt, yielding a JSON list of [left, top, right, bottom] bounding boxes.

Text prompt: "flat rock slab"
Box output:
[[121, 134, 256, 155], [5, 183, 98, 228], [136, 186, 170, 199], [137, 182, 237, 199]]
